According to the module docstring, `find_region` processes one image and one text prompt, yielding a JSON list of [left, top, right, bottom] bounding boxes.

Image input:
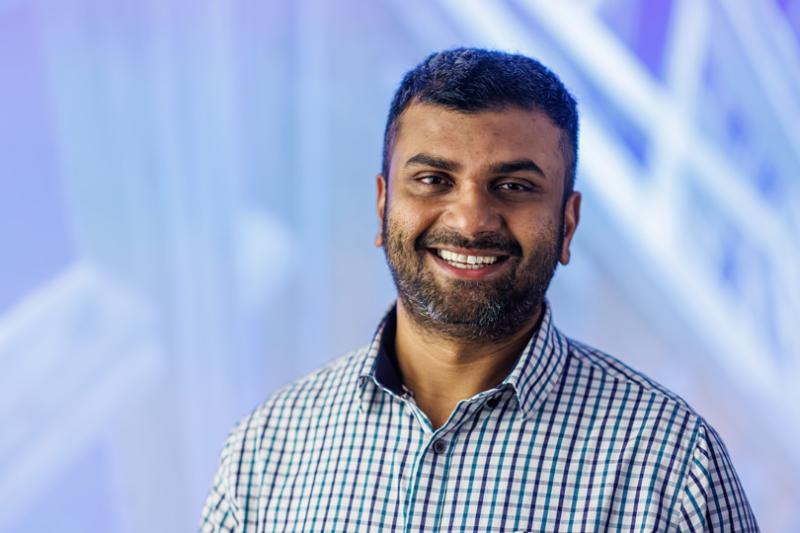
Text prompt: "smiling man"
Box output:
[[200, 49, 757, 532]]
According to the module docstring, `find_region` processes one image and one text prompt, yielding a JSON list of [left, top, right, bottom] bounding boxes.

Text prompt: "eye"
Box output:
[[417, 175, 451, 187], [495, 181, 533, 192]]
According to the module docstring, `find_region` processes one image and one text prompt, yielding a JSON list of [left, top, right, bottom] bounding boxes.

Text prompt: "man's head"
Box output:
[[376, 48, 581, 342], [382, 48, 579, 200]]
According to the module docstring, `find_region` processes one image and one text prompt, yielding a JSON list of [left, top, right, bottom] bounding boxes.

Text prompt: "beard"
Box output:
[[382, 211, 563, 343]]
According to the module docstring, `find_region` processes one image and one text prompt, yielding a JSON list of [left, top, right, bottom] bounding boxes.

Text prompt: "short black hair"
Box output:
[[382, 48, 579, 197]]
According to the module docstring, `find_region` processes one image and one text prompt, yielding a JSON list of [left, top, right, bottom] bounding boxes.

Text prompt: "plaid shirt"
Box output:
[[200, 303, 758, 532]]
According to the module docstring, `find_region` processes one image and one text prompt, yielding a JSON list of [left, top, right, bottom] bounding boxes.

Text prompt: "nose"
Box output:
[[440, 185, 503, 238]]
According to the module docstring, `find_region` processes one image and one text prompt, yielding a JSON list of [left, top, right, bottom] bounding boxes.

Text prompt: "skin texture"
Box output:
[[376, 102, 581, 429]]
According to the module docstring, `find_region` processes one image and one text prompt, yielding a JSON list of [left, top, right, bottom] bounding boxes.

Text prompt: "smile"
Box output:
[[432, 248, 508, 271]]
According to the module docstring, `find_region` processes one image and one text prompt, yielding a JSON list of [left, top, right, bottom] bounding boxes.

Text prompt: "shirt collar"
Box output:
[[356, 300, 569, 421], [501, 301, 569, 420]]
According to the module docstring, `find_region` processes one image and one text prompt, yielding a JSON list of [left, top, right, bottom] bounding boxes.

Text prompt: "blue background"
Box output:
[[1, 0, 799, 530]]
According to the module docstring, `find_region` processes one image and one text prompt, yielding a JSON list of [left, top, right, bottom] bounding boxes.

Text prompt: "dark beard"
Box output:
[[382, 213, 563, 343]]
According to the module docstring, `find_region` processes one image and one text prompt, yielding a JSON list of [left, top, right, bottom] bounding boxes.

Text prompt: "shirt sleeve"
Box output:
[[198, 428, 244, 532], [675, 423, 759, 532]]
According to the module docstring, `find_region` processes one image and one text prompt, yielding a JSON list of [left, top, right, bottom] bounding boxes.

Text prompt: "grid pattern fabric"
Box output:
[[200, 303, 758, 532]]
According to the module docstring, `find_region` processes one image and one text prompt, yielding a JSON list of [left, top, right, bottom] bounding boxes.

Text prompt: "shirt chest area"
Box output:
[[250, 390, 667, 533]]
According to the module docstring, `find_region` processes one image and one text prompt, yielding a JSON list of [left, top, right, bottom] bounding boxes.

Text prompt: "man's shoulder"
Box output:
[[564, 335, 702, 424], [223, 346, 370, 449], [264, 345, 368, 407], [562, 336, 757, 530]]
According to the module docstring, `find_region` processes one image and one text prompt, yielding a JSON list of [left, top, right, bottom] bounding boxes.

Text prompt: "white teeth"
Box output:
[[435, 249, 501, 269]]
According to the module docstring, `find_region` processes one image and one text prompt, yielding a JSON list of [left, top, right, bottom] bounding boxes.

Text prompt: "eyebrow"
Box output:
[[404, 153, 545, 177], [489, 159, 545, 177], [404, 153, 460, 172]]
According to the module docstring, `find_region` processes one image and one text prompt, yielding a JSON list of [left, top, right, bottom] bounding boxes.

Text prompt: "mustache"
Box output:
[[416, 228, 522, 257]]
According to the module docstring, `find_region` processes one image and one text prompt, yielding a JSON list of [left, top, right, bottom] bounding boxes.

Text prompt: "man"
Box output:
[[200, 48, 757, 532]]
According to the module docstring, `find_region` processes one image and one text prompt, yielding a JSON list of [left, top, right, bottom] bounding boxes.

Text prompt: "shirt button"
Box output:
[[486, 396, 499, 409], [432, 439, 448, 454]]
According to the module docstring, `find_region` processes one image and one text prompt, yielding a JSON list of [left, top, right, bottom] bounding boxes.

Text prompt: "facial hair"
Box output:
[[382, 210, 564, 343]]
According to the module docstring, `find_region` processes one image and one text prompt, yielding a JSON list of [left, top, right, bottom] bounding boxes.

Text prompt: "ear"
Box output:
[[375, 174, 386, 247], [559, 191, 581, 265]]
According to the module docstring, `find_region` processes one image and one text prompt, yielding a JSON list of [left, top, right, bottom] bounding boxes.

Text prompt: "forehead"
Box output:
[[390, 102, 565, 180]]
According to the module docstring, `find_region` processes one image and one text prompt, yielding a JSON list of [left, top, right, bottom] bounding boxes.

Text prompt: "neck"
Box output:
[[393, 300, 542, 429]]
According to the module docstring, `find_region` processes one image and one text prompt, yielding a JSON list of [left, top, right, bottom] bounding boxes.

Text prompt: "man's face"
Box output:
[[376, 102, 580, 342]]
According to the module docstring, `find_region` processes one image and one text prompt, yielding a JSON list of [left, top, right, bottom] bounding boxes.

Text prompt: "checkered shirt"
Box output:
[[199, 303, 758, 532]]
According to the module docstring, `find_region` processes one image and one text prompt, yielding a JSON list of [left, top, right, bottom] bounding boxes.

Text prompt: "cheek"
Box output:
[[385, 212, 422, 254], [512, 215, 560, 250], [388, 199, 438, 237]]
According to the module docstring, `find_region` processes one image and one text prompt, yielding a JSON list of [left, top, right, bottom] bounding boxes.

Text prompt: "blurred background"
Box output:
[[1, 0, 799, 530]]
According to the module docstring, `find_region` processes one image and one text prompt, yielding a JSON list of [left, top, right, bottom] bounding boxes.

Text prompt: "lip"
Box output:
[[427, 249, 511, 280]]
